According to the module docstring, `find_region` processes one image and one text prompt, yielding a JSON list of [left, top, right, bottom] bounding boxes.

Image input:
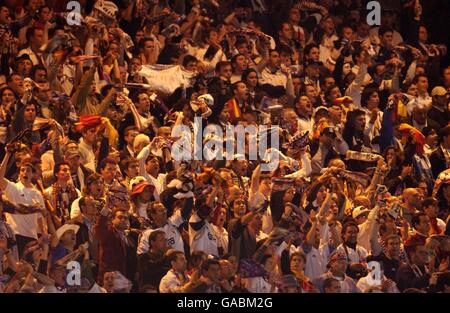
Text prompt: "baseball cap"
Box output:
[[431, 86, 447, 97], [352, 206, 370, 219]]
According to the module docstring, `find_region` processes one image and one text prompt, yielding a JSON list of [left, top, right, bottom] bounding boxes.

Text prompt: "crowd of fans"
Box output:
[[0, 0, 449, 293]]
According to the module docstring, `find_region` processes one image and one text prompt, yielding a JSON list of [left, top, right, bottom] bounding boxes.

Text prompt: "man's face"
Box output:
[[137, 94, 150, 112], [31, 29, 44, 48], [150, 203, 167, 225], [290, 255, 305, 272], [234, 159, 248, 175], [386, 238, 401, 258], [233, 197, 246, 217], [208, 31, 219, 46], [125, 130, 139, 146], [126, 162, 139, 178], [88, 179, 104, 198], [81, 198, 98, 216], [296, 96, 312, 116], [9, 75, 24, 95], [407, 84, 418, 97], [19, 165, 33, 184], [173, 254, 187, 273], [0, 7, 10, 24], [269, 51, 281, 68], [219, 260, 233, 279], [37, 82, 51, 101], [343, 225, 358, 244], [103, 272, 115, 291], [329, 105, 343, 123], [307, 47, 320, 62], [17, 59, 33, 76], [34, 69, 47, 83], [234, 82, 248, 100], [145, 157, 160, 175], [205, 264, 220, 283], [417, 77, 428, 92], [152, 233, 167, 251], [406, 189, 421, 207], [101, 163, 116, 182], [185, 60, 198, 72], [279, 23, 293, 41], [292, 77, 302, 95], [424, 203, 438, 219], [56, 164, 71, 182], [416, 215, 430, 235], [143, 40, 156, 55], [444, 68, 450, 85], [328, 86, 341, 100], [61, 229, 77, 246], [342, 27, 354, 41], [289, 8, 300, 23], [112, 211, 129, 231], [83, 127, 98, 144], [412, 107, 427, 124], [234, 55, 247, 72], [418, 26, 428, 43], [331, 259, 347, 275], [219, 65, 233, 80], [354, 114, 366, 132], [237, 43, 250, 57], [130, 58, 142, 73], [413, 246, 429, 266], [381, 31, 393, 48], [324, 280, 342, 293]]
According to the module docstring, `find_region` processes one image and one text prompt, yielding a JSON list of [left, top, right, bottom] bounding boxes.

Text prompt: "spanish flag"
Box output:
[[227, 98, 242, 122]]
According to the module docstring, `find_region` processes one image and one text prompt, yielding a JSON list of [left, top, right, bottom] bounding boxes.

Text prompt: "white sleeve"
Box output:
[[137, 229, 152, 255], [169, 209, 184, 228], [70, 198, 81, 219]]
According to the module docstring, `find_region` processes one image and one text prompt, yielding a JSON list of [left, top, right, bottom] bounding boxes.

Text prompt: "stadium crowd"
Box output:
[[0, 0, 449, 293]]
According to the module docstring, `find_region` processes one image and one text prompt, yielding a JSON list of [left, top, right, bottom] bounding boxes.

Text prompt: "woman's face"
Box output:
[[354, 114, 366, 132], [386, 148, 396, 164], [317, 186, 327, 204], [24, 104, 36, 122], [367, 92, 380, 110], [245, 71, 258, 88], [290, 255, 305, 272], [216, 208, 227, 226], [284, 187, 295, 202], [233, 198, 247, 217], [264, 256, 276, 272], [1, 89, 15, 107]]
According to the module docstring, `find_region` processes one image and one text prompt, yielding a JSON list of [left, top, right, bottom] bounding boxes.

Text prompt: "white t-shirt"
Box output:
[[3, 181, 44, 238], [304, 243, 331, 280], [137, 209, 185, 254], [188, 212, 218, 257], [336, 243, 368, 264]]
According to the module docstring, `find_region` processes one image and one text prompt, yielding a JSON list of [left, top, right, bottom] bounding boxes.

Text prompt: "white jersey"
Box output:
[[137, 209, 185, 254], [188, 212, 218, 257]]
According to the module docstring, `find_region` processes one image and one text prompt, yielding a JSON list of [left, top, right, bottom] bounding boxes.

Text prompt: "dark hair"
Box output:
[[412, 73, 428, 85], [201, 259, 220, 275], [30, 65, 47, 82], [438, 125, 450, 144], [120, 157, 138, 174], [412, 212, 427, 229], [384, 234, 401, 245], [341, 221, 359, 235], [360, 86, 379, 108], [148, 229, 165, 246], [182, 54, 198, 67], [53, 161, 70, 177], [304, 43, 319, 58], [241, 68, 258, 83], [379, 26, 393, 37], [323, 277, 339, 290], [26, 26, 43, 42], [215, 61, 232, 73], [190, 251, 207, 269], [421, 197, 438, 210], [124, 126, 139, 137], [167, 250, 184, 264], [232, 80, 246, 91], [99, 158, 117, 172]]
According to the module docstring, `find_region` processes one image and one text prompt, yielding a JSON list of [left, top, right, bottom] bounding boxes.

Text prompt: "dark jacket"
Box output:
[[430, 146, 447, 178], [137, 250, 169, 290], [395, 263, 430, 292], [94, 214, 137, 283]]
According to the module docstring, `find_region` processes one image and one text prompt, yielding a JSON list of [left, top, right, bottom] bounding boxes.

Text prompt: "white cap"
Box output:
[[352, 206, 370, 219], [94, 1, 118, 20], [56, 224, 80, 241]]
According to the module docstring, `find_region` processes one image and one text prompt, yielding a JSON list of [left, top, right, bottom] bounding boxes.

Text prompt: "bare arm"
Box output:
[[0, 150, 11, 190]]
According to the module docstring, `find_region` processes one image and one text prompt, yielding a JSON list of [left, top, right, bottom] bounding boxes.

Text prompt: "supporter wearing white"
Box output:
[[188, 206, 219, 257], [136, 143, 167, 201], [336, 221, 368, 264], [0, 151, 45, 242], [159, 251, 189, 293]]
